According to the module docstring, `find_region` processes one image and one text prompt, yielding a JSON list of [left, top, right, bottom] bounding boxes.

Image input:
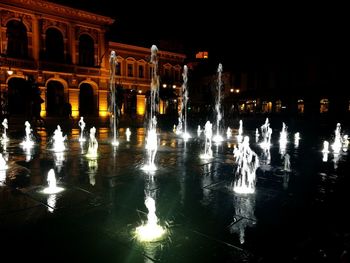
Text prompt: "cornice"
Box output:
[[0, 0, 115, 26]]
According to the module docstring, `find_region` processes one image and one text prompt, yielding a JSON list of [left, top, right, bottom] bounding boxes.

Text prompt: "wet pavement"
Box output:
[[1, 121, 350, 262]]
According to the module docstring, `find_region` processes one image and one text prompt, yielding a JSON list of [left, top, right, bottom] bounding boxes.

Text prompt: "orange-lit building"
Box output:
[[0, 0, 185, 119]]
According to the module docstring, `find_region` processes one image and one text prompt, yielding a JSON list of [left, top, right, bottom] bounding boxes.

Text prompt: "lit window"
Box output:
[[320, 99, 329, 113], [275, 100, 282, 113], [297, 99, 304, 114]]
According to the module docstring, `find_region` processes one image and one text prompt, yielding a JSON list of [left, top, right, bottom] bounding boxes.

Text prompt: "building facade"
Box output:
[[0, 0, 185, 120]]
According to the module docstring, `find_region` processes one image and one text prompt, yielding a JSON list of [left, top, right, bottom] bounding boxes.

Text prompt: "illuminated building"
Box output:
[[0, 0, 185, 119]]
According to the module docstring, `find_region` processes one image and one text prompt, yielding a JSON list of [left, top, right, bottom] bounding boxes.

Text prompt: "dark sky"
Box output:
[[48, 1, 348, 67]]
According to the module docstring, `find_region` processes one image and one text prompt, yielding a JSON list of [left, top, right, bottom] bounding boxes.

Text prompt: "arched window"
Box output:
[[6, 20, 28, 58], [79, 83, 95, 116], [79, 34, 95, 66], [45, 28, 64, 63]]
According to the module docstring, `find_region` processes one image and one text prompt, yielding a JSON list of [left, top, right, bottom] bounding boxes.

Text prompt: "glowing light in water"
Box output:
[[180, 65, 191, 140], [47, 194, 57, 213], [86, 127, 98, 158], [343, 135, 349, 152], [233, 136, 259, 194], [42, 169, 64, 194], [200, 121, 213, 159], [78, 117, 86, 142], [143, 118, 158, 171], [213, 64, 223, 144], [255, 128, 259, 143], [126, 128, 131, 141], [279, 122, 288, 155], [52, 125, 66, 152], [135, 196, 166, 242]]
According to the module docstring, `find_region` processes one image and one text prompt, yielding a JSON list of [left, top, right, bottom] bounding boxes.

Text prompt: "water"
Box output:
[[233, 136, 259, 194], [109, 50, 119, 146], [143, 45, 159, 171], [42, 168, 64, 194], [52, 125, 66, 152], [179, 65, 190, 140], [201, 120, 213, 159], [78, 117, 86, 142], [1, 118, 9, 142], [20, 121, 34, 149], [1, 120, 350, 262], [212, 63, 224, 143], [126, 128, 131, 142], [86, 127, 98, 158]]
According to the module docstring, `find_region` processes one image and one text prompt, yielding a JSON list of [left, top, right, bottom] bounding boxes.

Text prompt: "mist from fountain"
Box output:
[[200, 121, 213, 159], [233, 136, 259, 194], [109, 50, 119, 146], [279, 122, 288, 155], [294, 132, 301, 148], [197, 125, 202, 137], [212, 64, 224, 143], [42, 169, 64, 194], [0, 153, 8, 170], [332, 123, 342, 154], [78, 117, 86, 142], [226, 127, 232, 139], [283, 153, 291, 172]]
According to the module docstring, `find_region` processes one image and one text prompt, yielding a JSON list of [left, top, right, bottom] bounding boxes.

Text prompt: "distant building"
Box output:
[[0, 0, 185, 119]]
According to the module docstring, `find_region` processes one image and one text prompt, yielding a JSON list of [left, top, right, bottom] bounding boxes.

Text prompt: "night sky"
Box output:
[[48, 0, 348, 68]]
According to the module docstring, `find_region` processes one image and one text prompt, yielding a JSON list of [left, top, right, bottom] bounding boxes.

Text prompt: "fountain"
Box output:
[[260, 118, 272, 149], [279, 122, 288, 155], [109, 50, 119, 146], [20, 121, 35, 148], [42, 169, 64, 194], [126, 128, 131, 142], [135, 195, 166, 242], [237, 120, 243, 143], [233, 136, 259, 194], [226, 127, 232, 139], [332, 123, 342, 154], [1, 118, 9, 142], [0, 153, 8, 170], [143, 45, 159, 171], [212, 64, 224, 143], [197, 125, 202, 137], [52, 125, 66, 152], [294, 132, 301, 147], [86, 127, 98, 158], [78, 116, 86, 142], [283, 153, 291, 172], [200, 121, 213, 159], [343, 135, 349, 151], [179, 65, 191, 140], [322, 140, 330, 162]]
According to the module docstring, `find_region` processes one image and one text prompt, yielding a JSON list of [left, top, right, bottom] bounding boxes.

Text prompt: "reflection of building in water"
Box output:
[[230, 195, 256, 244], [0, 0, 185, 119]]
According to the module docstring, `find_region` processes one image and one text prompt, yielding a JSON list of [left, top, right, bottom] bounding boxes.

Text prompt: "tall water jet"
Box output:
[[212, 64, 224, 143], [109, 50, 119, 146], [126, 128, 131, 142], [197, 125, 202, 137], [42, 169, 64, 194], [179, 65, 191, 140], [322, 140, 329, 162], [0, 153, 8, 170], [143, 45, 159, 171], [226, 127, 232, 139], [294, 132, 301, 148], [200, 121, 213, 159], [20, 121, 34, 148], [135, 195, 166, 242], [78, 116, 86, 142], [331, 123, 342, 154], [52, 125, 66, 152], [279, 122, 288, 155], [283, 153, 291, 172], [86, 127, 98, 158], [260, 118, 272, 149], [1, 118, 9, 142], [233, 136, 259, 194], [237, 120, 243, 143]]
